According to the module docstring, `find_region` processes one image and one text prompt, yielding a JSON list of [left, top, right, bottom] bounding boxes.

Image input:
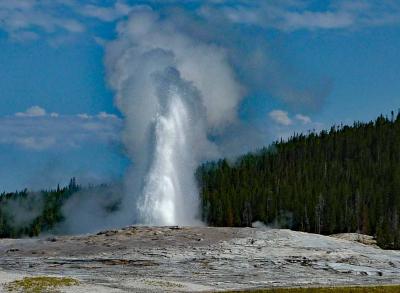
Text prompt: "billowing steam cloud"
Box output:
[[105, 8, 243, 225], [41, 1, 332, 231]]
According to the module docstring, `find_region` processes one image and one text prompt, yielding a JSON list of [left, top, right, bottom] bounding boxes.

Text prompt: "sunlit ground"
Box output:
[[228, 285, 400, 293]]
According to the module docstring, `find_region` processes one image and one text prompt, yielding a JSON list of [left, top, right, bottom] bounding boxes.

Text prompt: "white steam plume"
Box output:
[[105, 8, 242, 225]]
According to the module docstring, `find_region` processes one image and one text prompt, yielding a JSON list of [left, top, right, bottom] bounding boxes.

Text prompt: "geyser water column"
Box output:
[[105, 8, 242, 226], [141, 95, 187, 225], [140, 74, 203, 225]]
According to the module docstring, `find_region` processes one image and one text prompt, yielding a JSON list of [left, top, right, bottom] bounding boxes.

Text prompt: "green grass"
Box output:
[[5, 276, 79, 293], [226, 285, 400, 293]]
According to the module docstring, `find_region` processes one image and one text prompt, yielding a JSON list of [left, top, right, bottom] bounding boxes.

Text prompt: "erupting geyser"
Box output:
[[105, 8, 242, 225], [140, 77, 204, 225]]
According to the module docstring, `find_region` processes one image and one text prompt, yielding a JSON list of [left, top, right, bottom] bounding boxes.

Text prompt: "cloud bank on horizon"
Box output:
[[0, 106, 121, 151]]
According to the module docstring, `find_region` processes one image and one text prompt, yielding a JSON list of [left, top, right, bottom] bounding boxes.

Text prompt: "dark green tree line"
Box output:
[[0, 178, 79, 238], [197, 112, 400, 249]]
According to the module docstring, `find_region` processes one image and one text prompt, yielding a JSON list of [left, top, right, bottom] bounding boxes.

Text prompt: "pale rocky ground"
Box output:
[[0, 226, 400, 292]]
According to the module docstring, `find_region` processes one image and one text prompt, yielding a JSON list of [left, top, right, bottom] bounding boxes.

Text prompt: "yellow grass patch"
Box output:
[[5, 276, 79, 293]]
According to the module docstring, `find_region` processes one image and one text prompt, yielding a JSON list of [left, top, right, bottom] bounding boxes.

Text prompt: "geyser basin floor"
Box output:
[[0, 227, 399, 292]]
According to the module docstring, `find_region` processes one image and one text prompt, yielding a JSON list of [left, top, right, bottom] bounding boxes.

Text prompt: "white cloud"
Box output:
[[0, 0, 85, 42], [2, 1, 400, 43], [202, 0, 400, 31], [97, 112, 118, 119], [295, 114, 312, 124], [80, 1, 134, 22], [77, 113, 91, 119], [269, 110, 292, 126], [282, 11, 354, 30], [0, 1, 35, 9], [0, 111, 122, 151], [15, 136, 57, 151], [0, 0, 139, 42], [269, 110, 314, 127], [15, 106, 46, 117], [267, 110, 324, 142]]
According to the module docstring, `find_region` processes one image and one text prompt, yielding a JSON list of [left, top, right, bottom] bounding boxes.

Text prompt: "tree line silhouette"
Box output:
[[197, 112, 400, 249], [0, 178, 79, 238]]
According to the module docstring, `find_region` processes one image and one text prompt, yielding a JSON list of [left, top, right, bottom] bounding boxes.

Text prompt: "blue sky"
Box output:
[[0, 0, 399, 191]]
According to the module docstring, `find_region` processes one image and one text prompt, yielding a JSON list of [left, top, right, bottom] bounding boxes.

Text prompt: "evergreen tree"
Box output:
[[197, 112, 400, 249]]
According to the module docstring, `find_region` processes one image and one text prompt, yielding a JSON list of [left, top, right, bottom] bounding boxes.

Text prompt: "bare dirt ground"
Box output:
[[0, 226, 400, 292]]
